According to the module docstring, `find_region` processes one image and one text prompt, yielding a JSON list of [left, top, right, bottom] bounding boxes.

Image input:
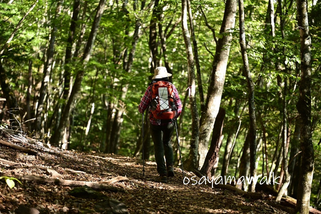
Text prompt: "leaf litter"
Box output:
[[0, 138, 290, 213]]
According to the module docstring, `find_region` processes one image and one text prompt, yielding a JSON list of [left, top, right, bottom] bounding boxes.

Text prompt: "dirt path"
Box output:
[[0, 137, 293, 213]]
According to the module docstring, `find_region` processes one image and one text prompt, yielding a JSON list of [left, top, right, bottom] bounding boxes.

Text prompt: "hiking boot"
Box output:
[[167, 165, 174, 177], [160, 175, 168, 183]]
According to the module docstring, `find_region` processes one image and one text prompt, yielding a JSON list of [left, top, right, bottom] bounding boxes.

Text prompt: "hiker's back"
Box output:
[[150, 80, 177, 121]]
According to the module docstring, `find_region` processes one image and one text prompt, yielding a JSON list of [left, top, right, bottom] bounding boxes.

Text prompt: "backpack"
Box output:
[[150, 81, 177, 120]]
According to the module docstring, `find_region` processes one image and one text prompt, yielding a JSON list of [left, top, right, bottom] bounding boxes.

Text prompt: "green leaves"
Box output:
[[0, 176, 22, 189]]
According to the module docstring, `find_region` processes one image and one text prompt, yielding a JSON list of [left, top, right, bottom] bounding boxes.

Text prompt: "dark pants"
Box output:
[[150, 123, 174, 175]]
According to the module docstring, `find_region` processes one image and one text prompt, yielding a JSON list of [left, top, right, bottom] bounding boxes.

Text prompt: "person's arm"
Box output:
[[173, 85, 182, 116], [138, 86, 152, 114]]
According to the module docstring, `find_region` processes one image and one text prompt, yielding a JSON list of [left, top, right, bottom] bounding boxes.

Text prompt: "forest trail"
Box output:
[[0, 132, 307, 213]]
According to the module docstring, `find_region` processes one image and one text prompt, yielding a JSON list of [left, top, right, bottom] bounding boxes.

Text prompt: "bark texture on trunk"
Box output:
[[296, 0, 314, 213], [238, 0, 257, 193], [181, 0, 200, 170], [198, 0, 237, 168], [200, 108, 225, 178]]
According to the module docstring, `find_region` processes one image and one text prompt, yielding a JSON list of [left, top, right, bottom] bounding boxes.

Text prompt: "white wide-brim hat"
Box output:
[[152, 67, 172, 79]]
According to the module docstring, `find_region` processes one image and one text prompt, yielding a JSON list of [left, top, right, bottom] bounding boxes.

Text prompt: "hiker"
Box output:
[[138, 66, 182, 183]]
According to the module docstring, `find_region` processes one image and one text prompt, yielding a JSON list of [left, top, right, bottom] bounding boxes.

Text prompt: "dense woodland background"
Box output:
[[0, 0, 321, 213]]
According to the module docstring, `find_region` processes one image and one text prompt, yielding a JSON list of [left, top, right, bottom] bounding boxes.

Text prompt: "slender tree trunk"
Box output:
[[200, 108, 225, 178], [221, 132, 233, 174], [181, 0, 199, 170], [269, 126, 283, 174], [60, 0, 81, 145], [157, 5, 168, 72], [134, 113, 151, 159], [84, 69, 99, 138], [187, 0, 204, 111], [234, 146, 243, 178], [100, 99, 108, 152], [198, 0, 237, 168], [257, 110, 269, 176], [50, 0, 107, 147], [104, 103, 114, 153], [276, 79, 291, 201], [85, 103, 95, 136], [64, 0, 80, 100], [296, 0, 314, 213], [74, 1, 87, 59], [237, 131, 250, 191], [221, 101, 242, 180], [239, 0, 257, 192], [26, 60, 33, 132], [273, 141, 283, 178], [158, 12, 181, 75], [109, 109, 121, 153], [149, 0, 160, 71], [35, 1, 62, 135], [288, 117, 301, 196], [267, 0, 276, 37]]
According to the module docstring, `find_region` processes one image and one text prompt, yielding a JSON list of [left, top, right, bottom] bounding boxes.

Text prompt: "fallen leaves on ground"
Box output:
[[0, 138, 289, 213]]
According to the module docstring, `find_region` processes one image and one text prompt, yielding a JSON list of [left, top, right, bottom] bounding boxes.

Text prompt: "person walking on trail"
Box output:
[[138, 66, 182, 183]]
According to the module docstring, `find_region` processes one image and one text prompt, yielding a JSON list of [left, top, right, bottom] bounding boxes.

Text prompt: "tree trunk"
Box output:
[[200, 108, 225, 178], [288, 117, 301, 197], [238, 0, 257, 192], [159, 12, 181, 75], [73, 1, 87, 59], [269, 126, 283, 175], [149, 0, 160, 70], [237, 131, 250, 191], [181, 0, 200, 170], [50, 0, 106, 147], [276, 79, 291, 201], [84, 69, 99, 138], [60, 0, 81, 146], [221, 101, 242, 179], [111, 17, 142, 154], [198, 0, 237, 168], [64, 0, 80, 100], [35, 1, 62, 136], [266, 0, 276, 37], [273, 141, 283, 179], [134, 111, 151, 159], [187, 0, 204, 111], [295, 0, 314, 213], [103, 102, 114, 153], [157, 4, 169, 73], [257, 110, 269, 176], [25, 60, 33, 132], [85, 103, 95, 137]]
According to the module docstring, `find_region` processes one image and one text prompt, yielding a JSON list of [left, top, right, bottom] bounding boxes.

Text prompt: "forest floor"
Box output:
[[0, 130, 316, 213]]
